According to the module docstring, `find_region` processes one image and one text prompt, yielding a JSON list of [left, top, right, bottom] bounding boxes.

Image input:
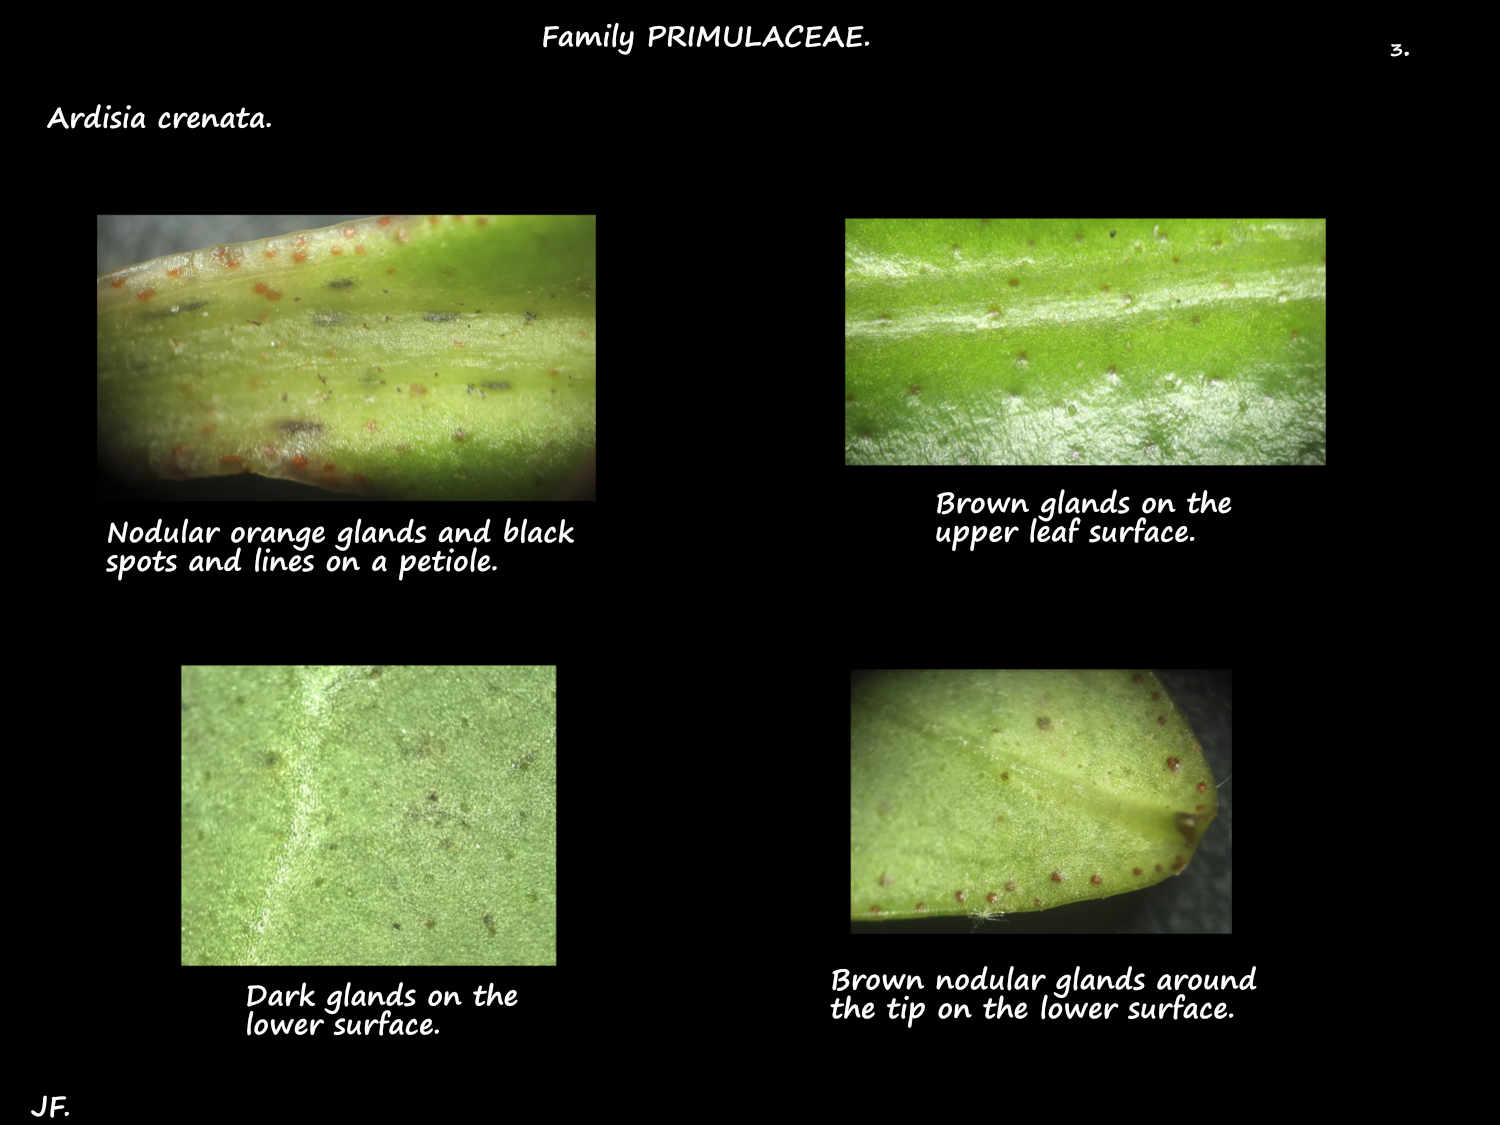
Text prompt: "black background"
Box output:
[[23, 23, 1435, 1118]]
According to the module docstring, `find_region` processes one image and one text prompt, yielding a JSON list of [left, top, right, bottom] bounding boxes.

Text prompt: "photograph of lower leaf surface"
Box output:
[[181, 666, 556, 965], [850, 670, 1231, 933], [845, 219, 1324, 465]]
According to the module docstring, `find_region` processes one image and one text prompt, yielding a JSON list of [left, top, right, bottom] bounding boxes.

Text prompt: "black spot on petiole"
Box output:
[[143, 300, 209, 318]]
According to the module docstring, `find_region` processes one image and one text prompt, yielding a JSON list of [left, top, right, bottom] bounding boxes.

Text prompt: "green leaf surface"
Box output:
[[850, 670, 1216, 922], [845, 219, 1325, 465], [181, 666, 556, 965], [99, 215, 595, 498]]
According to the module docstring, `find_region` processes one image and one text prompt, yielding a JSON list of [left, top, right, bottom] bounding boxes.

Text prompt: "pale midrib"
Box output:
[[244, 667, 340, 965], [844, 265, 1325, 341]]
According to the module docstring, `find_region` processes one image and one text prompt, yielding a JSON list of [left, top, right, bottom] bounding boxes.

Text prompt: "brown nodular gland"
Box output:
[[1174, 812, 1198, 845]]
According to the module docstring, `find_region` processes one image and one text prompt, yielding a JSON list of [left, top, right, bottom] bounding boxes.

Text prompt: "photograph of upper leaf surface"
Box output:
[[98, 215, 595, 499], [181, 666, 556, 966], [845, 219, 1325, 465]]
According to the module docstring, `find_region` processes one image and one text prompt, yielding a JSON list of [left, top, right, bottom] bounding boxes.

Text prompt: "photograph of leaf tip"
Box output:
[[98, 215, 596, 500], [181, 666, 556, 966], [851, 669, 1231, 934], [844, 219, 1325, 466]]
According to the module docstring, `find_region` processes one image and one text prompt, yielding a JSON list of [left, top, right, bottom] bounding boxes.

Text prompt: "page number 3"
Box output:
[[1390, 43, 1409, 56]]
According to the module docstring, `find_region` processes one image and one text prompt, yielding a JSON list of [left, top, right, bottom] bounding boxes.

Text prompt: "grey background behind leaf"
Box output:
[[97, 215, 366, 276]]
